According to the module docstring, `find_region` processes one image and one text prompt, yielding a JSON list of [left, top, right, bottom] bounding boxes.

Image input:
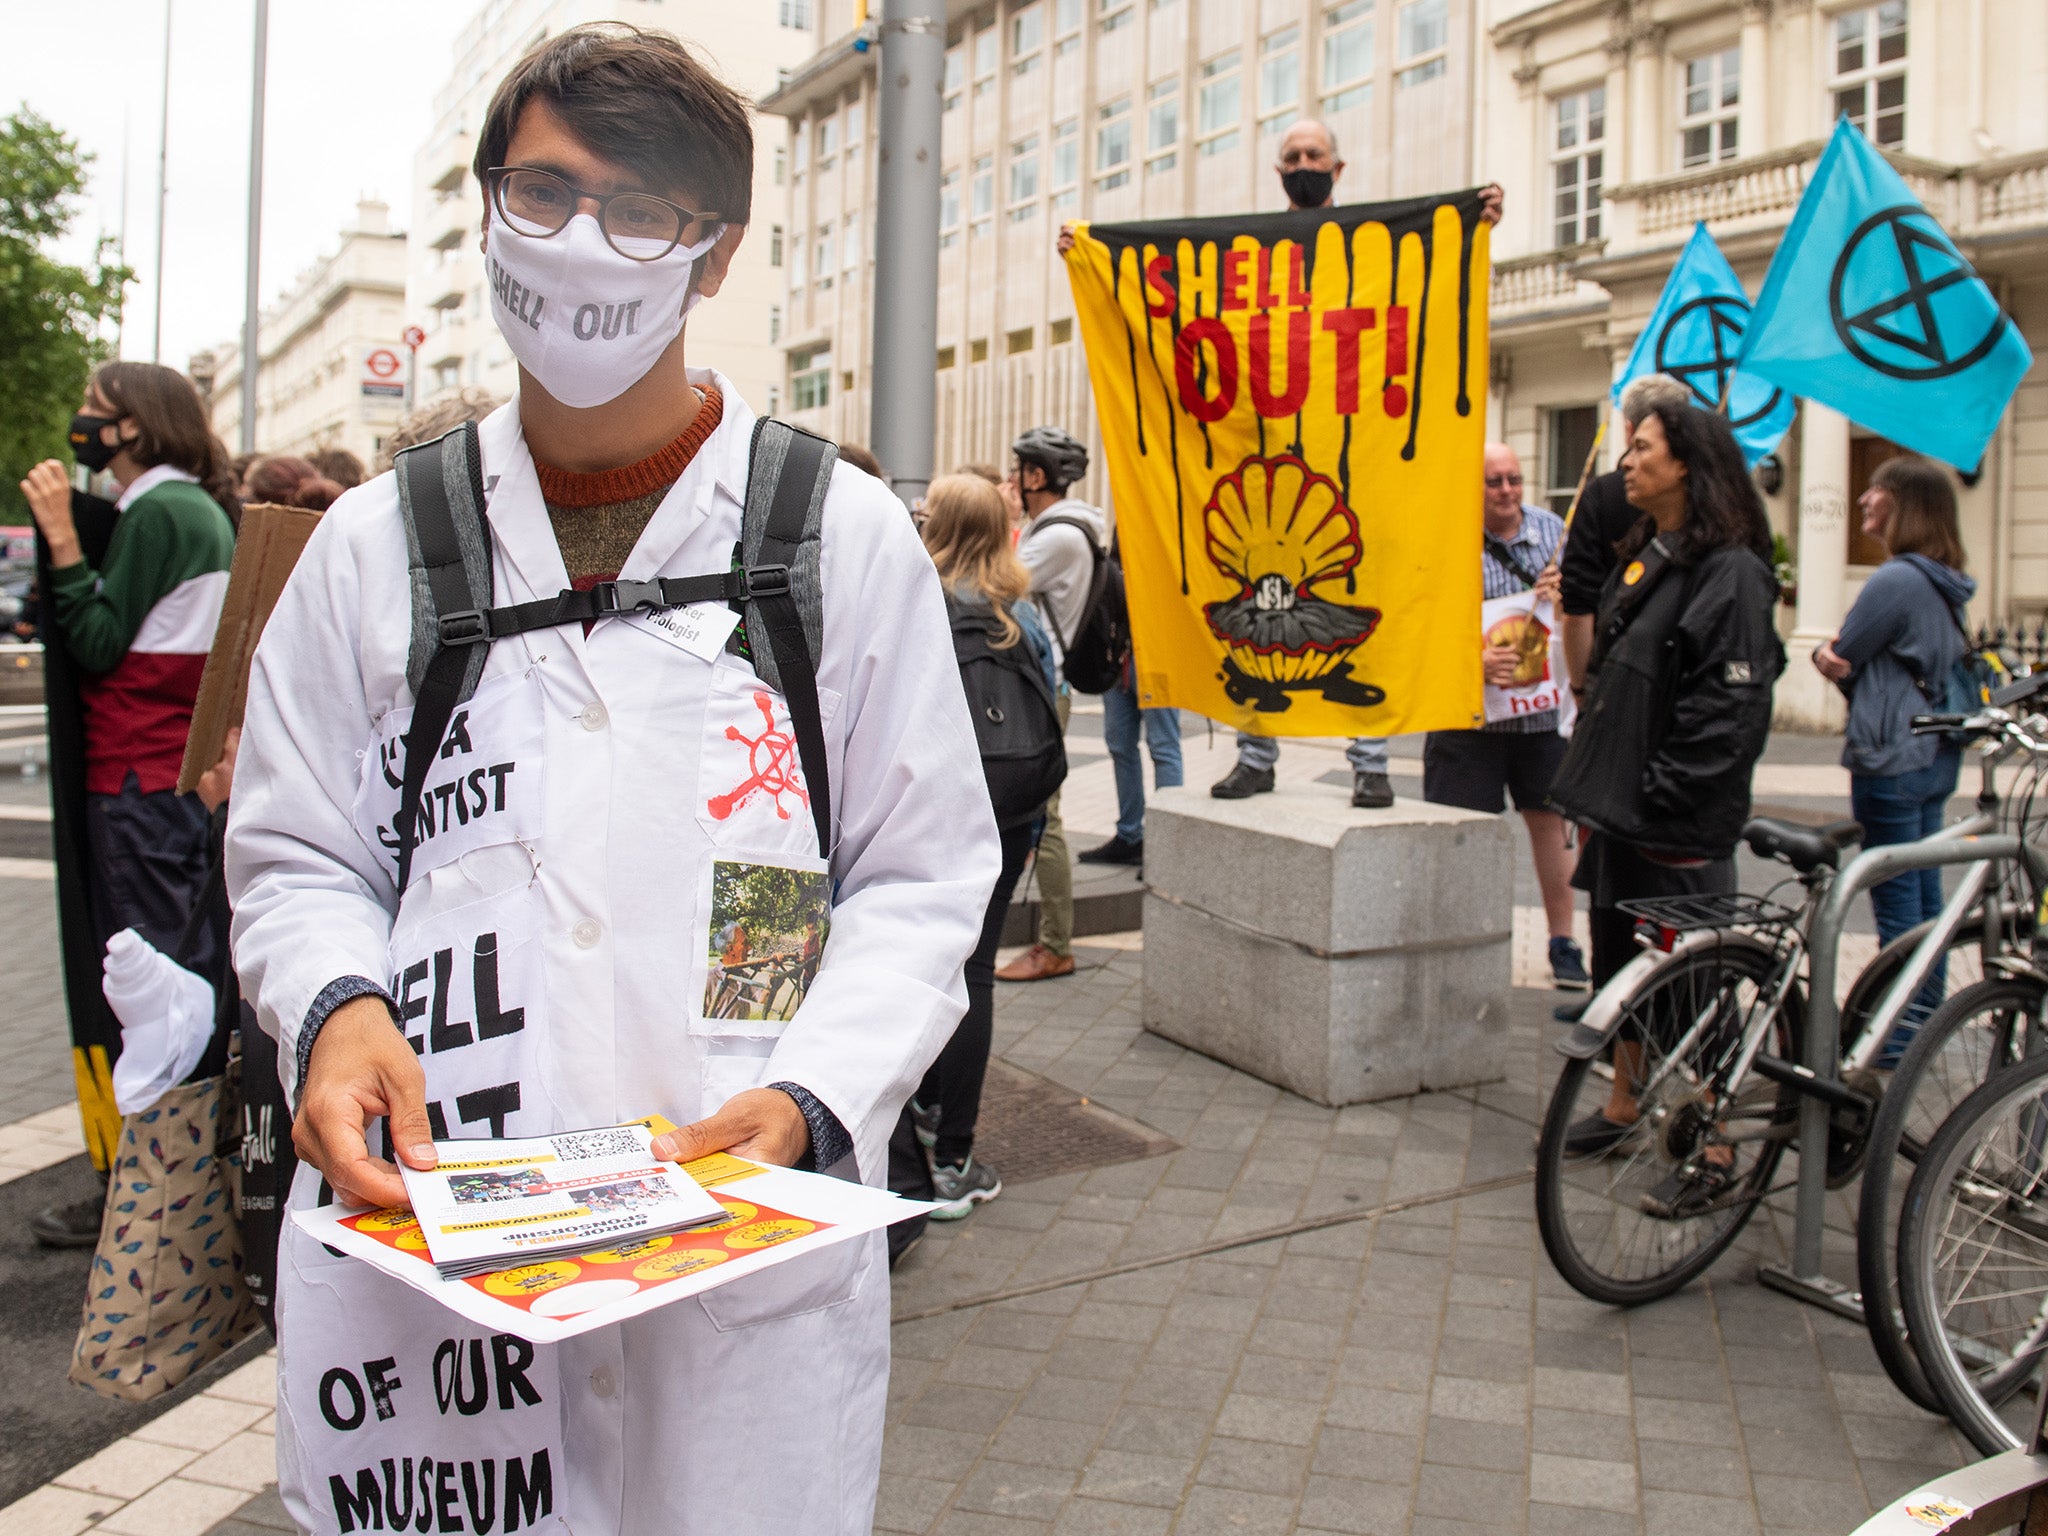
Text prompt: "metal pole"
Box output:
[[868, 0, 944, 509], [151, 0, 172, 363], [238, 0, 268, 454]]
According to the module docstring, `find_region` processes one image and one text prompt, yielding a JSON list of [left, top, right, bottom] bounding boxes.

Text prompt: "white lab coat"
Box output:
[[226, 375, 999, 1536]]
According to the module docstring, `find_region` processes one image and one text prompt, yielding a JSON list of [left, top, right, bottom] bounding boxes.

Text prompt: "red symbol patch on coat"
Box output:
[[707, 691, 809, 822]]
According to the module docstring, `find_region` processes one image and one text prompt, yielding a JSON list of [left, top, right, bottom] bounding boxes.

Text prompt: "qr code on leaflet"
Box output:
[[549, 1129, 644, 1161]]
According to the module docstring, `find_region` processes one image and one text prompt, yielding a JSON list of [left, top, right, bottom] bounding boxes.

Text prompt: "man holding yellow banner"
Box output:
[[1061, 131, 1496, 754]]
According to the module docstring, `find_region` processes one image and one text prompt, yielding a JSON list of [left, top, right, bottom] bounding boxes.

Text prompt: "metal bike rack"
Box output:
[[1759, 821, 2023, 1321]]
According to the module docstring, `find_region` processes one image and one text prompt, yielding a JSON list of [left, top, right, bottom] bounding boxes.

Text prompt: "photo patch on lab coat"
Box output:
[[353, 670, 547, 886], [695, 666, 840, 851], [701, 858, 830, 1034]]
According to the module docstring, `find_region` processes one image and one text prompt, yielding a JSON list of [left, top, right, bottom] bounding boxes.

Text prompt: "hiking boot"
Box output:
[[1562, 1113, 1633, 1158], [995, 943, 1075, 982], [909, 1098, 941, 1150], [1550, 936, 1590, 991], [1640, 1160, 1736, 1219], [29, 1191, 105, 1249], [1211, 764, 1276, 799], [1351, 770, 1394, 808], [930, 1157, 1002, 1219], [1078, 834, 1144, 866]]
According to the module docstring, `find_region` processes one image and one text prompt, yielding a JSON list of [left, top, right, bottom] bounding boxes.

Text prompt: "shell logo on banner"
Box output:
[[1064, 192, 1491, 736]]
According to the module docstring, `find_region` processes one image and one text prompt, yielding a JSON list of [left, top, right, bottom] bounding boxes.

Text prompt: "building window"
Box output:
[[1012, 5, 1043, 72], [1396, 0, 1447, 86], [1096, 95, 1132, 189], [793, 119, 808, 175], [842, 210, 860, 271], [769, 304, 782, 344], [791, 346, 831, 411], [1056, 0, 1080, 34], [1007, 327, 1035, 354], [1010, 134, 1040, 205], [814, 222, 833, 289], [789, 228, 806, 286], [768, 385, 781, 415], [1052, 118, 1080, 212], [937, 345, 957, 369], [1147, 78, 1179, 172], [1551, 86, 1605, 246], [1321, 0, 1374, 113], [1258, 27, 1301, 132], [1100, 0, 1134, 32], [1678, 48, 1739, 167], [1544, 406, 1600, 514], [769, 223, 784, 267], [844, 98, 864, 165], [1832, 1, 1906, 148], [1198, 51, 1242, 157], [970, 338, 990, 362], [778, 0, 811, 26], [815, 113, 838, 169], [940, 168, 962, 246], [971, 154, 994, 234], [1050, 317, 1074, 344], [944, 47, 964, 112], [433, 360, 461, 392], [774, 145, 787, 186], [974, 24, 998, 97]]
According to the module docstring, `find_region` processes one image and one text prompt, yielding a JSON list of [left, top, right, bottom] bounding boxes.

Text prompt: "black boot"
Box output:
[[1211, 764, 1276, 799], [1351, 770, 1394, 808], [1078, 834, 1144, 865], [30, 1189, 107, 1250]]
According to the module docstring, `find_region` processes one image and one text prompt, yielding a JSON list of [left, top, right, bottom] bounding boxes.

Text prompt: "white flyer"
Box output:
[[294, 1126, 930, 1343], [1480, 592, 1564, 725]]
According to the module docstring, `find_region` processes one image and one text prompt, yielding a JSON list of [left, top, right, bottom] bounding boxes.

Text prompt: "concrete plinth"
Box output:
[[1142, 782, 1514, 1106]]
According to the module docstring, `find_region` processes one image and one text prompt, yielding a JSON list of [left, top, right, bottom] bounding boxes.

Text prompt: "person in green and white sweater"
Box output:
[[18, 361, 238, 1246]]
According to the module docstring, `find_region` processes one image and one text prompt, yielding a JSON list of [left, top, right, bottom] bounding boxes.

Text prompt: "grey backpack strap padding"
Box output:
[[742, 418, 836, 858], [393, 423, 493, 893]]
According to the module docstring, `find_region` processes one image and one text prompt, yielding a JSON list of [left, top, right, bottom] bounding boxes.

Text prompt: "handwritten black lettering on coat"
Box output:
[[329, 1448, 553, 1532]]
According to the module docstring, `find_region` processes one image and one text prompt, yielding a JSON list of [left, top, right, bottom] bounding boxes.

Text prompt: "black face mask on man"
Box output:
[[68, 413, 123, 474], [1280, 168, 1334, 210]]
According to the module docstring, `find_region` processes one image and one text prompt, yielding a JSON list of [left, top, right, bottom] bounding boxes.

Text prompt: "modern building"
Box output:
[[405, 0, 818, 421], [1480, 0, 2047, 726], [761, 0, 1487, 499], [197, 200, 410, 468]]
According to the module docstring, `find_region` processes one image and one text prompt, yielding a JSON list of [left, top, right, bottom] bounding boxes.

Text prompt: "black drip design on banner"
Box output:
[[1455, 204, 1478, 417], [1150, 244, 1190, 593], [1109, 250, 1147, 455], [1402, 221, 1435, 461]]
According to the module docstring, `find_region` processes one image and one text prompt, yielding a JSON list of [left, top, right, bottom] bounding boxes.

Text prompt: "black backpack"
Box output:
[[1031, 514, 1130, 695], [949, 597, 1067, 828]]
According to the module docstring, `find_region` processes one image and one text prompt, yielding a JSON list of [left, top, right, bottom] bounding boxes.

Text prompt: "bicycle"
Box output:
[[1536, 689, 2048, 1307]]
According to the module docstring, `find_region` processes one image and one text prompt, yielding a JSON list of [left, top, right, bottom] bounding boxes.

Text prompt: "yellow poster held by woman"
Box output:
[[1063, 191, 1489, 737]]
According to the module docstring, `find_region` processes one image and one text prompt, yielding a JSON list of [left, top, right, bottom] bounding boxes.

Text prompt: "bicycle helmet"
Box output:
[[1012, 426, 1089, 493]]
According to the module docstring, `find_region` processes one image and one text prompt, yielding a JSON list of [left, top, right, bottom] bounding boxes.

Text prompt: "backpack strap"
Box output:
[[1022, 513, 1104, 656], [1482, 531, 1542, 591], [395, 424, 493, 894], [741, 419, 837, 859]]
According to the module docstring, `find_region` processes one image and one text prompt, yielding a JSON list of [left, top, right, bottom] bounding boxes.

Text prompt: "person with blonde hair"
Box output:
[[914, 473, 1064, 1216]]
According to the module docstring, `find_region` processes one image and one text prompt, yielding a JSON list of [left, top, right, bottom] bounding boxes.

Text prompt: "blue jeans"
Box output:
[[1852, 746, 1961, 1054], [1236, 734, 1388, 774], [1104, 677, 1184, 842]]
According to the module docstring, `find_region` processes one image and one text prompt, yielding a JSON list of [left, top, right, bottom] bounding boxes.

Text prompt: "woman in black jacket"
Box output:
[[1545, 403, 1785, 1205]]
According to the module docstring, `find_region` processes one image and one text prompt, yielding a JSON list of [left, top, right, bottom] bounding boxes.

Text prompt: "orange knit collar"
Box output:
[[532, 384, 725, 508]]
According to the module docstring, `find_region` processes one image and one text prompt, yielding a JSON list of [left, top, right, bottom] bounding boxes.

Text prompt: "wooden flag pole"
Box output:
[[1559, 418, 1609, 534]]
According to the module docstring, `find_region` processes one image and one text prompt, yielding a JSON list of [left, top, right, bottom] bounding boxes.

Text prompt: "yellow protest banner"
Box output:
[[1064, 192, 1490, 737]]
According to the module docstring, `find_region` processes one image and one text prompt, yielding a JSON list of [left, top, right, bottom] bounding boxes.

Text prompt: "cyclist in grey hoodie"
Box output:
[[1812, 454, 1977, 1058]]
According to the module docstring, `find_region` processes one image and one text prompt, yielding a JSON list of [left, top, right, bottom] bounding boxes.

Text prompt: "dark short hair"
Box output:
[[474, 24, 753, 226], [1873, 454, 1966, 570], [1617, 403, 1773, 566], [89, 361, 239, 519]]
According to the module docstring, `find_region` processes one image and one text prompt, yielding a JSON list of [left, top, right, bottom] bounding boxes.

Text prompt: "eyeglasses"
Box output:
[[1484, 474, 1525, 489], [485, 166, 721, 262]]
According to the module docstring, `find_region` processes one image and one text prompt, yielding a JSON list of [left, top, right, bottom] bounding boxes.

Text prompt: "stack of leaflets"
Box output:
[[398, 1122, 727, 1279]]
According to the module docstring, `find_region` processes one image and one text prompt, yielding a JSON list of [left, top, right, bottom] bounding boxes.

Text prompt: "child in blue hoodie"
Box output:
[[1812, 454, 1977, 1057]]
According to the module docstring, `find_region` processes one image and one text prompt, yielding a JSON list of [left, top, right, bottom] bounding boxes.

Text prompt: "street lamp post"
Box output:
[[868, 0, 944, 510], [238, 0, 268, 454], [151, 0, 172, 364]]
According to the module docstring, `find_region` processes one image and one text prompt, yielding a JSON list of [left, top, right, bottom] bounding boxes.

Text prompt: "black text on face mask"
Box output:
[[488, 255, 545, 331], [572, 301, 643, 342]]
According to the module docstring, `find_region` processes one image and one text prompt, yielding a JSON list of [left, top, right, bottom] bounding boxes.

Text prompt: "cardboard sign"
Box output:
[[177, 501, 324, 794]]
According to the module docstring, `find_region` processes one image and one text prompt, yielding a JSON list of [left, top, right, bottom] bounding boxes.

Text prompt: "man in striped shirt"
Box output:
[[1422, 443, 1588, 990]]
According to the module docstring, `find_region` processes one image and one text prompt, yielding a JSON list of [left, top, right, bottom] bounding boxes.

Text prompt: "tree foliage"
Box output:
[[0, 111, 129, 519], [708, 861, 830, 953]]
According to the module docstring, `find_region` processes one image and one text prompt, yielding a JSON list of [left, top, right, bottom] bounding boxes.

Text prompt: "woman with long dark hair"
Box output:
[[1544, 402, 1786, 1214], [16, 361, 237, 1246], [1812, 454, 1974, 1058]]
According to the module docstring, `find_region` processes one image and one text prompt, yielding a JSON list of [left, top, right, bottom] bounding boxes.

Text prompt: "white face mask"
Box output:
[[486, 213, 722, 409]]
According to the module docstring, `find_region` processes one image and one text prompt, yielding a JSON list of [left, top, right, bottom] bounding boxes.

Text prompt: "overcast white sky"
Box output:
[[1, 1, 472, 371]]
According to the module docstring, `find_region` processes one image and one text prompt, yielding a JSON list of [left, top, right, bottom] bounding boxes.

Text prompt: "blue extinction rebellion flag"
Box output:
[[1737, 117, 2033, 472], [1613, 222, 1794, 466]]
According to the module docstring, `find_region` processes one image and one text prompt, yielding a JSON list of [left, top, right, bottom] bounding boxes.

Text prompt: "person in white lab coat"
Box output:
[[224, 25, 999, 1536]]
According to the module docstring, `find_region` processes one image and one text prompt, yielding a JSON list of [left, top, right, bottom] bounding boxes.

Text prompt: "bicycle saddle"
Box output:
[[1742, 816, 1864, 873]]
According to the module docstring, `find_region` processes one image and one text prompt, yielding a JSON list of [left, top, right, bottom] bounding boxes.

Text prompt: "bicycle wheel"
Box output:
[[1856, 975, 2042, 1412], [1839, 910, 2017, 1061], [1537, 938, 1800, 1306], [1897, 1051, 2048, 1455]]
